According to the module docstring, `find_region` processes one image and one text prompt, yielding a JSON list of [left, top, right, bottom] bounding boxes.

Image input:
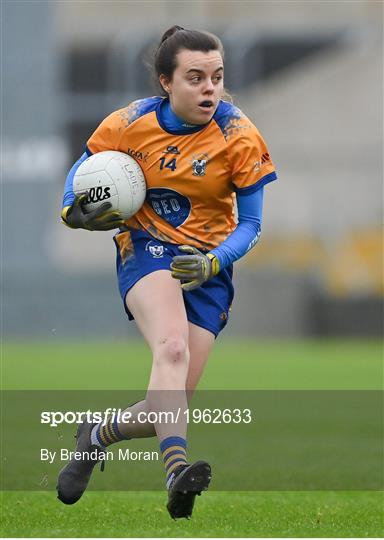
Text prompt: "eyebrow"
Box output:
[[186, 67, 224, 74]]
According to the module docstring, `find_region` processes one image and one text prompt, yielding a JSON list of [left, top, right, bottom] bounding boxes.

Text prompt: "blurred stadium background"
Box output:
[[2, 0, 383, 339]]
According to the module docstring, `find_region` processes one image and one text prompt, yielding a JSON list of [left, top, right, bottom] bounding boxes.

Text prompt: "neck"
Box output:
[[159, 98, 207, 134], [166, 100, 199, 128]]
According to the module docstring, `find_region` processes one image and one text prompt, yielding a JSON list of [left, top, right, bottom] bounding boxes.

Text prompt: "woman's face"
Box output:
[[160, 48, 224, 125]]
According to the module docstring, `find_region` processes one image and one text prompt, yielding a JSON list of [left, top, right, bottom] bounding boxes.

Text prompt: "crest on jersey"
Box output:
[[145, 241, 165, 258], [149, 245, 164, 258], [192, 153, 209, 176]]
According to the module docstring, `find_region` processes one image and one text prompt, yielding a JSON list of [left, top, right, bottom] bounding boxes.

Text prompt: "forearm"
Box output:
[[210, 187, 264, 270], [62, 152, 88, 209], [210, 221, 261, 269]]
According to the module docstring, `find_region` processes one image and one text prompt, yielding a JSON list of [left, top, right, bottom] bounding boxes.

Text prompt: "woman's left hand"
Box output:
[[170, 245, 220, 291]]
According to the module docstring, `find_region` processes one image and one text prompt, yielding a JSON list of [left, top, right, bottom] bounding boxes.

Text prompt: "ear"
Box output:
[[159, 74, 171, 94]]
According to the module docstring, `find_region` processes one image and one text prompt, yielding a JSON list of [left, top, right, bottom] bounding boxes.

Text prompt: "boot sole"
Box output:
[[167, 461, 212, 519]]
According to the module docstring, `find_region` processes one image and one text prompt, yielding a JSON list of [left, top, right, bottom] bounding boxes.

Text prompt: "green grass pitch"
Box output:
[[1, 339, 383, 537]]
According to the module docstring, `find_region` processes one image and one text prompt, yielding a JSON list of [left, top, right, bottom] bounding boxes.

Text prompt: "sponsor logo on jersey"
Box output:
[[163, 145, 180, 154], [192, 153, 210, 176], [84, 186, 111, 204], [145, 241, 165, 258], [146, 188, 191, 228], [126, 147, 149, 162]]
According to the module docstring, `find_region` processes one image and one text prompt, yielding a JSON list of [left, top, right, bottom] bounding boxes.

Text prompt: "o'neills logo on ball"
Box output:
[[84, 186, 111, 204]]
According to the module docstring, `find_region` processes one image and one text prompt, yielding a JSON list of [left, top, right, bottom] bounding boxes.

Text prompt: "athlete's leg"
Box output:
[[165, 325, 214, 519], [186, 322, 215, 394], [116, 322, 215, 439], [58, 272, 215, 508], [125, 270, 190, 444]]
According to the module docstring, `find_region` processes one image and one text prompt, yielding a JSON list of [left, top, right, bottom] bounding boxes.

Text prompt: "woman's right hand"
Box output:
[[61, 193, 125, 231]]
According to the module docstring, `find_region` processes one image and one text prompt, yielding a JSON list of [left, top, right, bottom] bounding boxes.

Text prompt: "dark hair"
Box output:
[[152, 26, 226, 96]]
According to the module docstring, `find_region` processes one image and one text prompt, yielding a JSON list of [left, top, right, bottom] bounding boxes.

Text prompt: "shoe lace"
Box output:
[[93, 445, 106, 472]]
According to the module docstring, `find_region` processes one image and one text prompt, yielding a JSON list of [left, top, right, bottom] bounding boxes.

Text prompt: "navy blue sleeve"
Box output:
[[62, 152, 88, 208], [210, 187, 264, 269]]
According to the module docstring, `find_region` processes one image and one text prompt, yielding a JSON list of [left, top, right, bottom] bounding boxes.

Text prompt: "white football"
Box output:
[[73, 151, 146, 220]]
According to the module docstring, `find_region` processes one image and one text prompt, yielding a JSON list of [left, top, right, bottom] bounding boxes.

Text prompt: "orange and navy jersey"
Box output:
[[86, 96, 277, 255]]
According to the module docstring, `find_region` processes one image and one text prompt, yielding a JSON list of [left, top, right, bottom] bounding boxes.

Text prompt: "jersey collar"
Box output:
[[156, 98, 210, 136]]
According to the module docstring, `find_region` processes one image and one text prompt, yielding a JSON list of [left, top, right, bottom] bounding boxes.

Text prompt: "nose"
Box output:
[[203, 79, 215, 93]]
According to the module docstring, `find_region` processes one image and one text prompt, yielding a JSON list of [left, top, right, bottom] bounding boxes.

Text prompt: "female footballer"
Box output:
[[57, 26, 277, 519]]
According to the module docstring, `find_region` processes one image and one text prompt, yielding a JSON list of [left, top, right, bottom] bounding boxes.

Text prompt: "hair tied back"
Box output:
[[160, 25, 185, 44]]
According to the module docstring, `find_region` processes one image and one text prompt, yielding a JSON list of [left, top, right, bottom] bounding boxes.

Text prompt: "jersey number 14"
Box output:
[[159, 157, 177, 171]]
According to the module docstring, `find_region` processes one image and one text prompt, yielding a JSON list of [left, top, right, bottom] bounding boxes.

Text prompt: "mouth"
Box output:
[[198, 100, 215, 113]]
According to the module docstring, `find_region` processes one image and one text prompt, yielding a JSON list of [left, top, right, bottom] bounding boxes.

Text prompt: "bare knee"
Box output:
[[154, 336, 189, 367]]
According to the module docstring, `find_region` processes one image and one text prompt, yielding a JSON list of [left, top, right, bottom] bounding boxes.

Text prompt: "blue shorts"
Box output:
[[114, 229, 234, 337]]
